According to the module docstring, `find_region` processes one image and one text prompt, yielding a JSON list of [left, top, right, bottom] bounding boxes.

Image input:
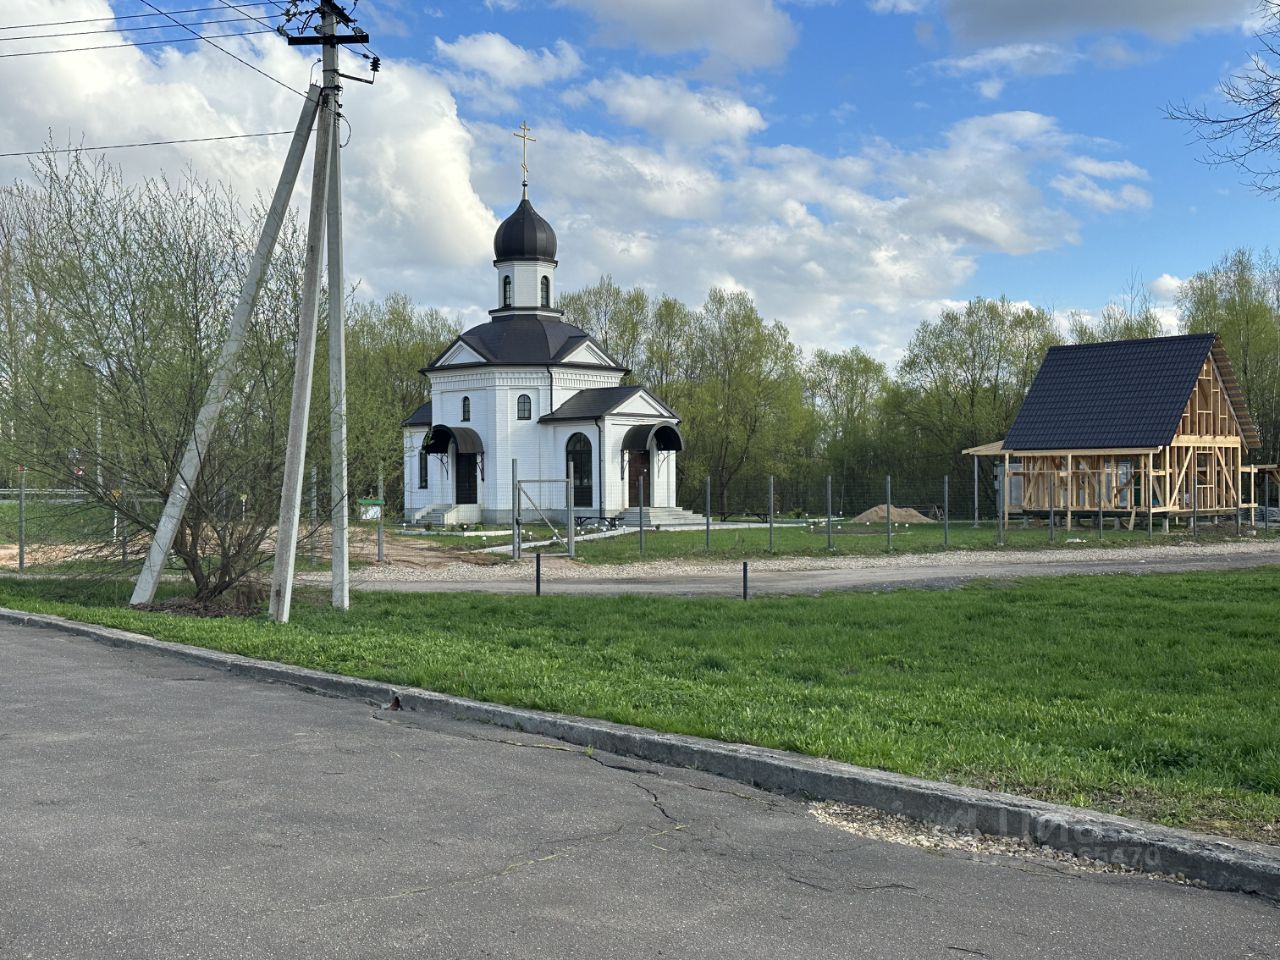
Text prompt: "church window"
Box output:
[[566, 433, 592, 508], [502, 275, 513, 306], [540, 275, 551, 308], [461, 396, 471, 422], [418, 445, 429, 489], [517, 394, 532, 420]]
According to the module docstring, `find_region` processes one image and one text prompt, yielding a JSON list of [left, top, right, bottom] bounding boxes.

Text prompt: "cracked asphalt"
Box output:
[[2, 622, 1277, 959]]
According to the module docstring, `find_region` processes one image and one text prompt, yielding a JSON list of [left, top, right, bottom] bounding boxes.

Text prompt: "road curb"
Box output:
[[4, 604, 1278, 900]]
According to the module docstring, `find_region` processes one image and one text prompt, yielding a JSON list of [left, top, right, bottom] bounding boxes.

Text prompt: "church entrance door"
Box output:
[[456, 452, 478, 505], [628, 451, 651, 507]]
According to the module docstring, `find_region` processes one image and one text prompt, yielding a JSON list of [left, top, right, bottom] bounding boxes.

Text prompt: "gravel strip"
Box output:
[[811, 801, 1209, 888], [301, 539, 1280, 584]]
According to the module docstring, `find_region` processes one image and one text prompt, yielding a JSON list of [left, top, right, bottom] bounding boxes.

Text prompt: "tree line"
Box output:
[[1, 155, 1277, 596]]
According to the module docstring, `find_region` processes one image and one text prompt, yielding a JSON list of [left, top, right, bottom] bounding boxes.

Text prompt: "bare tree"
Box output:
[[1170, 2, 1280, 192]]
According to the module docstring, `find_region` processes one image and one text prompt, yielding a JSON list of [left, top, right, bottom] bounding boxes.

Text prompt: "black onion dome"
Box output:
[[493, 197, 557, 261]]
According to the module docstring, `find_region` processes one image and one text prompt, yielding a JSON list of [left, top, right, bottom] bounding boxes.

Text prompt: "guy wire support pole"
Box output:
[[270, 66, 338, 623], [131, 85, 322, 607], [767, 474, 774, 552], [826, 474, 833, 551], [705, 475, 711, 550]]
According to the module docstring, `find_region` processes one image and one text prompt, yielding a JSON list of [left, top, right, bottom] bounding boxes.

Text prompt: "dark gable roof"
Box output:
[[540, 386, 677, 422], [402, 400, 432, 428], [1004, 333, 1221, 451], [426, 316, 622, 370]]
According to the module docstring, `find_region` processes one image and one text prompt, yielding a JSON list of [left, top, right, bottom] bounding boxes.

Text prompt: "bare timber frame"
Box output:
[[964, 334, 1279, 529]]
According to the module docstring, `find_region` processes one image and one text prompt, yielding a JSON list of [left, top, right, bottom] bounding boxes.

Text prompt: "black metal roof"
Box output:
[[493, 197, 557, 262], [622, 422, 684, 451], [423, 424, 484, 455], [540, 386, 679, 422], [1004, 333, 1220, 451], [402, 400, 432, 428], [426, 316, 622, 371]]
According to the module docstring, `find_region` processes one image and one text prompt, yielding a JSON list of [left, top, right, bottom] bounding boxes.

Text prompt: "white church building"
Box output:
[[402, 178, 685, 527]]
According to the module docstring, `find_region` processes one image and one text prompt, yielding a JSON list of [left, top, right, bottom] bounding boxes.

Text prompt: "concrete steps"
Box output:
[[613, 506, 707, 528]]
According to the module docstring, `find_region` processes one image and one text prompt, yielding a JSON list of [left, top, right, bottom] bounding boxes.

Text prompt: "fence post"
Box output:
[[742, 560, 748, 600], [885, 474, 892, 552], [768, 474, 775, 552], [705, 475, 711, 550], [120, 479, 129, 561], [639, 475, 646, 555], [826, 474, 833, 551], [1048, 472, 1055, 544], [1191, 480, 1198, 538], [943, 474, 949, 548], [535, 551, 541, 596], [972, 456, 979, 528], [512, 458, 520, 560], [17, 467, 25, 573], [1266, 473, 1272, 535], [1147, 453, 1154, 541], [376, 468, 385, 564], [307, 464, 318, 563], [995, 463, 1004, 546], [1097, 465, 1104, 542], [567, 461, 576, 559]]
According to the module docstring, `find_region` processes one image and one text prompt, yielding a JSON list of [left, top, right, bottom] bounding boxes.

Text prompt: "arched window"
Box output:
[[461, 396, 471, 422], [502, 275, 513, 307], [566, 433, 592, 508], [418, 444, 429, 489], [517, 394, 532, 420], [540, 275, 551, 308]]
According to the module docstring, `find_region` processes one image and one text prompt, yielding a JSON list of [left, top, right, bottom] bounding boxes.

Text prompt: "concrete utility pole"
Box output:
[[326, 13, 350, 610], [131, 85, 322, 607]]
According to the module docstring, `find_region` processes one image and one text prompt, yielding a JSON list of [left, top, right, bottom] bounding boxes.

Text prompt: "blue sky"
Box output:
[[0, 0, 1272, 360]]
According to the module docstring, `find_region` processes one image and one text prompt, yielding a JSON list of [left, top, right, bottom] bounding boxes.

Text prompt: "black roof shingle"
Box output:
[[1003, 333, 1218, 451], [425, 316, 622, 371], [540, 386, 677, 422]]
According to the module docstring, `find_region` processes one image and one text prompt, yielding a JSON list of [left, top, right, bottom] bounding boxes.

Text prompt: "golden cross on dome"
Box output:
[[513, 121, 536, 197]]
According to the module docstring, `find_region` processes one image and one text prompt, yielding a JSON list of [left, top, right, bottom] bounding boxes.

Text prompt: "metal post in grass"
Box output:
[[768, 474, 775, 552], [705, 475, 711, 550], [1096, 467, 1104, 542], [639, 475, 646, 555], [376, 469, 385, 564], [1147, 456, 1154, 542], [826, 474, 833, 551], [1192, 483, 1198, 539], [943, 474, 950, 548], [567, 461, 576, 559], [17, 465, 25, 573], [995, 463, 1004, 546], [1235, 498, 1242, 537], [1266, 474, 1272, 535], [885, 474, 892, 551], [535, 551, 542, 596], [121, 479, 129, 562], [511, 458, 520, 561], [972, 456, 979, 528], [742, 560, 748, 600], [1047, 471, 1055, 544]]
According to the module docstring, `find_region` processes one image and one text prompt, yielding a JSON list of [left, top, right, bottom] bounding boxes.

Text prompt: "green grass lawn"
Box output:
[[539, 519, 1275, 564], [0, 499, 118, 545], [2, 568, 1278, 842]]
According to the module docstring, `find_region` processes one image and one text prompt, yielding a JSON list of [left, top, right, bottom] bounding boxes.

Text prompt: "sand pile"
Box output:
[[849, 504, 935, 524]]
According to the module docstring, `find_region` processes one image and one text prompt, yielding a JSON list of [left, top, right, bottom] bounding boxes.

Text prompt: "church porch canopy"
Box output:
[[424, 424, 484, 455], [622, 423, 683, 452]]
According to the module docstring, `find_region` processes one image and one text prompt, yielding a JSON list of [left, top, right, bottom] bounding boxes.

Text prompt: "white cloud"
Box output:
[[580, 73, 767, 146], [1068, 156, 1150, 180], [929, 42, 1082, 98], [1148, 273, 1185, 301], [558, 0, 797, 69], [1050, 173, 1152, 212], [434, 33, 583, 86], [931, 0, 1253, 43]]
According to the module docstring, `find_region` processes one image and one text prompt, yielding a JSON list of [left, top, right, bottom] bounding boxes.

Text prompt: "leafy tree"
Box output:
[[1177, 248, 1280, 461], [559, 274, 647, 373], [1068, 278, 1164, 343]]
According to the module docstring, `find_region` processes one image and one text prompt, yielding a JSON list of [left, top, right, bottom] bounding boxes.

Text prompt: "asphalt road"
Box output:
[[2, 622, 1276, 959], [357, 546, 1280, 596]]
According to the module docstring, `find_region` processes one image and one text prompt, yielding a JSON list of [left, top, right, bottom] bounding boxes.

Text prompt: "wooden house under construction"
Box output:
[[965, 333, 1277, 529]]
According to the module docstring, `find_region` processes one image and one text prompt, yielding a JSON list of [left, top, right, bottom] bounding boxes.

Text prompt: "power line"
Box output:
[[0, 16, 281, 44], [0, 129, 297, 160], [136, 0, 305, 97], [0, 3, 283, 32], [0, 28, 277, 60], [209, 0, 282, 32]]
